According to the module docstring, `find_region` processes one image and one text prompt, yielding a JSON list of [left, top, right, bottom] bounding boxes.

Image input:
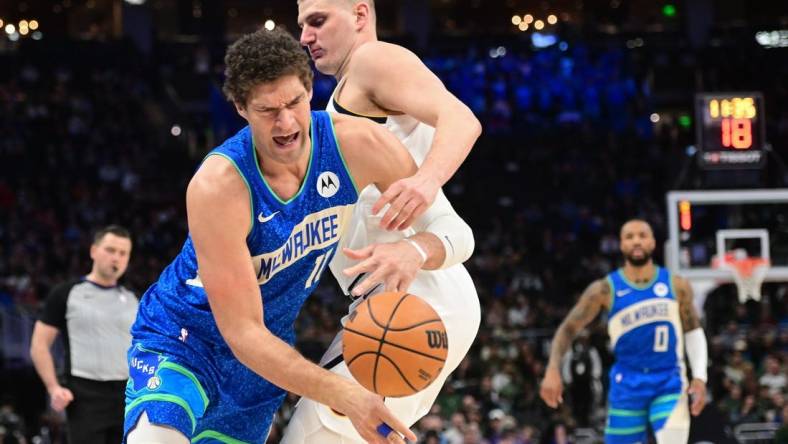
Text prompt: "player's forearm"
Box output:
[[30, 342, 60, 391], [419, 105, 481, 185], [546, 324, 579, 370], [224, 322, 357, 409], [409, 190, 475, 269]]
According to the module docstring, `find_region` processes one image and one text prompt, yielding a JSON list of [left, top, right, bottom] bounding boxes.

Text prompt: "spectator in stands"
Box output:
[[29, 225, 137, 444], [760, 355, 787, 395]]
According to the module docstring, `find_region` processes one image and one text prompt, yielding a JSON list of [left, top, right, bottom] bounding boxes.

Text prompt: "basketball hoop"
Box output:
[[713, 250, 770, 303]]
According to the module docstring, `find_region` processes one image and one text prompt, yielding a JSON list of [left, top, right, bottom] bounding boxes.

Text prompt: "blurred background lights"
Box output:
[[523, 14, 533, 24], [650, 113, 660, 123], [264, 19, 275, 31], [518, 22, 528, 31], [29, 20, 38, 30], [547, 14, 558, 25], [511, 15, 521, 26], [171, 125, 182, 137], [5, 24, 15, 35], [488, 46, 506, 58], [534, 20, 544, 30]]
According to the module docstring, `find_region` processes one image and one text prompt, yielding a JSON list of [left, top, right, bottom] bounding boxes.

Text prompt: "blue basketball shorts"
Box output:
[[605, 365, 689, 444], [123, 342, 283, 444]]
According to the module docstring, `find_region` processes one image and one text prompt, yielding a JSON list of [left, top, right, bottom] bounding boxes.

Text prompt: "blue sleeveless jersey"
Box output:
[[606, 267, 684, 371], [130, 110, 358, 374]]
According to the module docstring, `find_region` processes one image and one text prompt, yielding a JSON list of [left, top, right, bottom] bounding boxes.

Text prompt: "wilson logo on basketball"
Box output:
[[425, 330, 448, 349]]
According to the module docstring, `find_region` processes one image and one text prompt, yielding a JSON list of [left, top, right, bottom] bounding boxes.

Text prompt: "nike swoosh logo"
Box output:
[[258, 211, 279, 223], [616, 289, 632, 297]]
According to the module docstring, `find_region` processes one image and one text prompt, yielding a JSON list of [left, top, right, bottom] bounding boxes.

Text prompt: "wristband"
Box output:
[[404, 238, 428, 264]]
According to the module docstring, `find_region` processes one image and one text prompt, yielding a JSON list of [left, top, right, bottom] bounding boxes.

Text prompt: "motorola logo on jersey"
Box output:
[[317, 171, 340, 198], [653, 282, 669, 297]]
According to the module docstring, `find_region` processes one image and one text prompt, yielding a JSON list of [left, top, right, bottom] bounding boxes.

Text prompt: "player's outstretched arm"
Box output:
[[187, 156, 415, 444], [539, 278, 609, 408], [674, 276, 708, 416], [351, 42, 482, 229]]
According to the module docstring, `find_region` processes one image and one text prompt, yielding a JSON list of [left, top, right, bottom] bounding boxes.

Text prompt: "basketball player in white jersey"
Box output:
[[283, 1, 482, 442], [540, 220, 708, 444]]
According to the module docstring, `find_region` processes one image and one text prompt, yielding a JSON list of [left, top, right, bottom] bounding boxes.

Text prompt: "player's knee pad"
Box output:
[[127, 412, 190, 444]]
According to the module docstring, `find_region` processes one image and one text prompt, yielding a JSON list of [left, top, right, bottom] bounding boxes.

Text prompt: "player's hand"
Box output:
[[342, 240, 425, 297], [688, 378, 707, 416], [372, 173, 440, 231], [48, 385, 74, 412], [339, 384, 416, 444], [539, 366, 564, 408]]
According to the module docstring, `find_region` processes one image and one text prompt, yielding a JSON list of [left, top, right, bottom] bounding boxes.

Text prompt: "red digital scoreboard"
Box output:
[[695, 93, 766, 169]]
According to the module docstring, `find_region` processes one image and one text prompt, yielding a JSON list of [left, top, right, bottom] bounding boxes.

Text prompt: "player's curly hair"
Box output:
[[223, 28, 313, 107]]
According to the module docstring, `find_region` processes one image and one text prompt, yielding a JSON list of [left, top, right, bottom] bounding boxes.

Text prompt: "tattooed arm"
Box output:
[[539, 278, 610, 408], [674, 275, 701, 332], [674, 275, 708, 415]]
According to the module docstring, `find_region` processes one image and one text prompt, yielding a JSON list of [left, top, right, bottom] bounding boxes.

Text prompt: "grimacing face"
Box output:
[[619, 221, 655, 267], [235, 75, 313, 166], [91, 233, 132, 281], [298, 0, 360, 75]]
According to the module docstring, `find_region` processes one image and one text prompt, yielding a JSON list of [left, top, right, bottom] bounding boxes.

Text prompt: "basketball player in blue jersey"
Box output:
[[282, 1, 482, 442], [540, 220, 709, 444], [122, 28, 424, 444]]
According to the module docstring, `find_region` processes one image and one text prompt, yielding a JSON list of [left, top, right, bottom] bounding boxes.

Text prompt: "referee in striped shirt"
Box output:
[[30, 225, 138, 443]]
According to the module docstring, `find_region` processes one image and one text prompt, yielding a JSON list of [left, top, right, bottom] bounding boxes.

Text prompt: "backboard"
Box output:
[[665, 189, 788, 281]]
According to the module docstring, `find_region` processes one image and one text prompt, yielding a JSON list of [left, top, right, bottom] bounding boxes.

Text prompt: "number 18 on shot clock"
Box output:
[[695, 92, 766, 169]]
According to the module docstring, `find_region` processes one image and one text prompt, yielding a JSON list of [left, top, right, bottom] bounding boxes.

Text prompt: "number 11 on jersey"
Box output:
[[305, 246, 336, 288]]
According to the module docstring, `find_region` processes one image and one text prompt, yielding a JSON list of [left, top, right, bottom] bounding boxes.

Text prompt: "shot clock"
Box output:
[[695, 93, 766, 169]]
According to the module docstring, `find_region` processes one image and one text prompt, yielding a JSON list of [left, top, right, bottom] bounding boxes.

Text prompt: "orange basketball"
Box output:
[[342, 291, 448, 397]]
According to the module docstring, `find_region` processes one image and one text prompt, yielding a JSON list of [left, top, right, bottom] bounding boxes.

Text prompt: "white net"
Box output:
[[716, 250, 770, 303]]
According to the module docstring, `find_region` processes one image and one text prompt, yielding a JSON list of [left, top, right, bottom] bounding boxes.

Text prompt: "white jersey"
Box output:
[[326, 95, 436, 295], [279, 85, 482, 444]]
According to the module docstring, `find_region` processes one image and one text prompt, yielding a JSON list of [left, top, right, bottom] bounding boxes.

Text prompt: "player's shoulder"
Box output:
[[189, 154, 247, 199], [329, 111, 377, 142], [351, 41, 421, 75], [591, 277, 612, 295], [668, 272, 692, 297], [330, 112, 399, 162], [582, 277, 612, 309], [355, 40, 415, 59]]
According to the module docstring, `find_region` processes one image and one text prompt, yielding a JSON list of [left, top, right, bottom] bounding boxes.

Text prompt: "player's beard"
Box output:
[[625, 250, 652, 267]]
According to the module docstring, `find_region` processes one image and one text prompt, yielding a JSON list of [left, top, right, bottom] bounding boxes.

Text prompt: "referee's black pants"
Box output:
[[65, 376, 126, 444]]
